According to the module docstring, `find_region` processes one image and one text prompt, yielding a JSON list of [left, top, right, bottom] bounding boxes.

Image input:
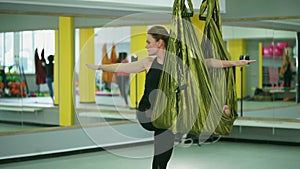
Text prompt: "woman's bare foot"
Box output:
[[223, 105, 231, 116]]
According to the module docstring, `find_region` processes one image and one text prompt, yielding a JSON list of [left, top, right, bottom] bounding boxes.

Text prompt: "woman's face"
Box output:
[[145, 34, 161, 56]]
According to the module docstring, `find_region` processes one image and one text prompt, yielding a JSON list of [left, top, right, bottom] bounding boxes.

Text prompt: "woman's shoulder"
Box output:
[[140, 56, 155, 71], [141, 56, 155, 63]]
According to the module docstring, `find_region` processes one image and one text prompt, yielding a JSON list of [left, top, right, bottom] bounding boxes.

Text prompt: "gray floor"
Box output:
[[0, 96, 299, 133], [0, 141, 299, 169], [0, 96, 299, 169]]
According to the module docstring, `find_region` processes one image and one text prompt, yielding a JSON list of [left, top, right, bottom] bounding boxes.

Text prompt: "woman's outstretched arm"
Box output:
[[205, 58, 256, 68], [86, 56, 154, 73]]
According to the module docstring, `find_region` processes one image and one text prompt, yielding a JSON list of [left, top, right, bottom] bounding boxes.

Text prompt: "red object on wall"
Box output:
[[273, 46, 283, 58], [262, 46, 272, 57], [263, 42, 287, 58], [276, 42, 289, 50], [34, 48, 46, 84]]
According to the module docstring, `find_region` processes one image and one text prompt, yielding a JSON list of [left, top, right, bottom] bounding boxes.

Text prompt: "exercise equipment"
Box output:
[[2, 65, 28, 97], [152, 0, 237, 135]]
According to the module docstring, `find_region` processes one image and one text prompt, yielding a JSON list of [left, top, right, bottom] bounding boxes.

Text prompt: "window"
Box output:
[[20, 31, 33, 73], [0, 30, 55, 74], [4, 32, 14, 72], [0, 34, 4, 67]]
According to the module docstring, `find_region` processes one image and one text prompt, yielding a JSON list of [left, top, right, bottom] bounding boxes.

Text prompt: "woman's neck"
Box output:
[[156, 49, 165, 64]]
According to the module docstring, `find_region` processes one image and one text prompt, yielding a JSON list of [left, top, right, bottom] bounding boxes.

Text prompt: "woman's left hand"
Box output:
[[236, 60, 256, 66]]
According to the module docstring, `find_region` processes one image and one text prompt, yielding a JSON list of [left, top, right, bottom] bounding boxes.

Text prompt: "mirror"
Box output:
[[0, 30, 58, 133], [0, 14, 299, 135], [223, 19, 299, 120]]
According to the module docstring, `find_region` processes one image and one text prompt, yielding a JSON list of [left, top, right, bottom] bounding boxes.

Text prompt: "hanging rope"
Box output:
[[152, 0, 237, 135], [200, 0, 238, 135], [102, 44, 115, 83]]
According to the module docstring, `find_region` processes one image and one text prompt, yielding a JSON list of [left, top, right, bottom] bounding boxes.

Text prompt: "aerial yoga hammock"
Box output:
[[151, 0, 238, 135], [102, 44, 118, 85]]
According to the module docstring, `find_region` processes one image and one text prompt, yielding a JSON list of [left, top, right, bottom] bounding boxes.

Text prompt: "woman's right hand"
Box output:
[[86, 64, 99, 70]]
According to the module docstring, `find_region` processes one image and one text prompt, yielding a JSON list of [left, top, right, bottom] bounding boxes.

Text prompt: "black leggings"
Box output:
[[137, 111, 175, 169]]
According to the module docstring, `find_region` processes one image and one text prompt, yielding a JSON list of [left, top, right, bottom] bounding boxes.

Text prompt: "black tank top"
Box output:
[[138, 57, 163, 111]]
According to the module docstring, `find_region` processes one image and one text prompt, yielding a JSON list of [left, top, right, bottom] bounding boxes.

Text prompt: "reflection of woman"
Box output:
[[115, 52, 130, 107], [45, 55, 54, 103], [280, 48, 293, 89], [86, 25, 255, 169]]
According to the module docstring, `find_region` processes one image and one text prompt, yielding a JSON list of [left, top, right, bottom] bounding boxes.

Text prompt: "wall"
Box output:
[[223, 26, 296, 40], [224, 0, 300, 20], [0, 14, 58, 33]]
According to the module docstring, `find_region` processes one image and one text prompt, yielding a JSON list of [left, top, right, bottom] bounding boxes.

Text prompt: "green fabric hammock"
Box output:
[[152, 0, 238, 135]]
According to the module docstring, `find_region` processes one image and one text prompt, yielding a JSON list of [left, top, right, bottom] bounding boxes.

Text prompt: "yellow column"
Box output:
[[130, 26, 147, 108], [191, 14, 205, 39], [228, 39, 246, 99], [79, 28, 95, 103], [54, 30, 59, 105], [59, 17, 75, 126], [258, 42, 263, 88]]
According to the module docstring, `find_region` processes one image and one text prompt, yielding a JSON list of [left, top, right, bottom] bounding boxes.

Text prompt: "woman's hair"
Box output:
[[48, 55, 54, 62], [147, 25, 169, 48], [283, 48, 290, 62], [118, 52, 127, 63]]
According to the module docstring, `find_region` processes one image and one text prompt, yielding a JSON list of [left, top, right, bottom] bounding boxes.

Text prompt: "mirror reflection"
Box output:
[[222, 21, 298, 120], [0, 15, 299, 135], [239, 41, 298, 119]]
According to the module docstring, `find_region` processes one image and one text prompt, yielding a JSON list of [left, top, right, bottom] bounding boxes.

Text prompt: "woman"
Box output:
[[115, 52, 130, 107], [45, 55, 54, 103], [280, 48, 293, 89], [86, 25, 255, 169]]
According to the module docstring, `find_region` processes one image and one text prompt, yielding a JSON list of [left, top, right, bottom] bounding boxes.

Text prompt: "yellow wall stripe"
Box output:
[[228, 39, 246, 99], [58, 17, 75, 126], [191, 14, 205, 39], [258, 42, 263, 88], [79, 28, 96, 103], [130, 26, 147, 108]]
